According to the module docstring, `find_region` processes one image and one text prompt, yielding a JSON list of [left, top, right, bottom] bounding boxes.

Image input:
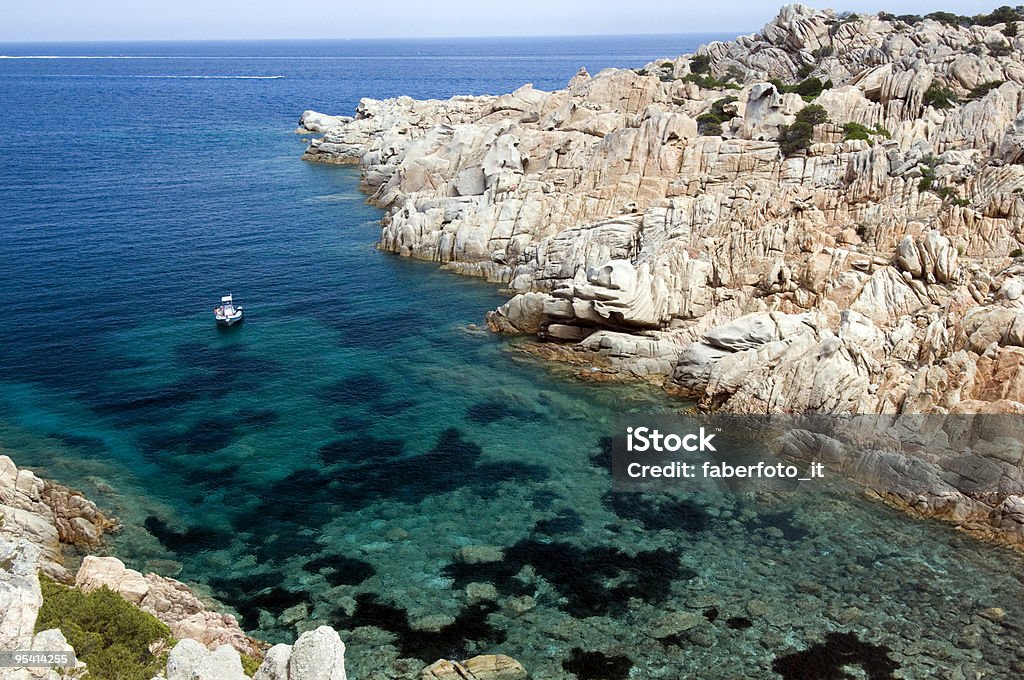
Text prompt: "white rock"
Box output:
[[254, 644, 292, 680], [166, 639, 247, 680], [288, 626, 346, 680]]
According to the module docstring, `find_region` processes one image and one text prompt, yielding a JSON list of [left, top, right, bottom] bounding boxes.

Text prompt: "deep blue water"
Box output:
[[3, 37, 1024, 678]]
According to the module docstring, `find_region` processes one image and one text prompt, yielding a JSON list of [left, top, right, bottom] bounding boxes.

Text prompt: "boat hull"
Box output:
[[216, 315, 243, 326], [215, 307, 244, 326]]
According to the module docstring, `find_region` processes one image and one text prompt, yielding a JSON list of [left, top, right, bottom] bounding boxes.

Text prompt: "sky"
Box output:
[[0, 1, 1007, 41]]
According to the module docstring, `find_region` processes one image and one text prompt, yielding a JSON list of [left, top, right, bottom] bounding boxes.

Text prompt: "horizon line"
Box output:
[[0, 30, 754, 45]]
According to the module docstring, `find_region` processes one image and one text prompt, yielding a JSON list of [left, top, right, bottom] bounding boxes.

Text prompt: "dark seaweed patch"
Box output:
[[181, 464, 240, 489], [247, 467, 337, 523], [590, 436, 613, 469], [375, 399, 418, 417], [704, 607, 719, 622], [533, 509, 584, 536], [144, 515, 231, 556], [332, 593, 505, 662], [772, 632, 900, 680], [328, 427, 546, 506], [445, 539, 691, 617], [253, 531, 322, 565], [302, 553, 376, 587], [726, 616, 753, 630], [602, 491, 710, 533], [226, 429, 544, 569], [140, 415, 247, 457], [317, 374, 391, 405], [529, 488, 559, 511], [48, 432, 108, 456], [234, 408, 279, 428], [209, 572, 310, 630], [91, 383, 200, 422], [318, 435, 404, 467], [562, 648, 632, 680], [465, 400, 541, 425], [748, 510, 811, 542]]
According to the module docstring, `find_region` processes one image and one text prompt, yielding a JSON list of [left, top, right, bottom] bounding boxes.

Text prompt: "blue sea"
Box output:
[[2, 37, 1024, 678]]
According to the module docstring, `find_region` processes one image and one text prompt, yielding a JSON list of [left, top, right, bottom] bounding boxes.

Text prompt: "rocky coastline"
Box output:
[[299, 4, 1024, 546], [0, 455, 525, 680]]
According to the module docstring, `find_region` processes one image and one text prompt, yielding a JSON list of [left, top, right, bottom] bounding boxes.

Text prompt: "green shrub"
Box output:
[[841, 121, 893, 142], [969, 80, 1006, 99], [918, 161, 937, 192], [988, 40, 1013, 56], [725, 65, 746, 83], [812, 45, 834, 59], [682, 73, 740, 90], [842, 122, 872, 141], [1011, 248, 1023, 257], [923, 83, 959, 109], [770, 77, 833, 101], [926, 11, 971, 26], [795, 104, 829, 126], [696, 96, 739, 136], [689, 54, 711, 74], [885, 13, 924, 24], [37, 574, 173, 680], [828, 12, 860, 35], [241, 653, 262, 677], [778, 104, 831, 156], [981, 6, 1024, 25], [796, 63, 814, 79], [779, 122, 815, 156], [1005, 21, 1019, 36]]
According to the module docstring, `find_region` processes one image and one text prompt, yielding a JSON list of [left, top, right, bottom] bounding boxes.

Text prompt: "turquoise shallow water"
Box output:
[[3, 37, 1024, 678]]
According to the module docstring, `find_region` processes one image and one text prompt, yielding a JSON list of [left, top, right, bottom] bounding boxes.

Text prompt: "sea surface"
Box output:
[[2, 36, 1024, 679]]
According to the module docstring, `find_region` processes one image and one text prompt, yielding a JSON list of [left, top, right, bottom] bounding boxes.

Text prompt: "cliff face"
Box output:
[[301, 4, 1024, 419]]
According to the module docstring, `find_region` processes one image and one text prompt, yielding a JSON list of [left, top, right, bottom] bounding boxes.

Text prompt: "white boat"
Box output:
[[214, 294, 244, 326]]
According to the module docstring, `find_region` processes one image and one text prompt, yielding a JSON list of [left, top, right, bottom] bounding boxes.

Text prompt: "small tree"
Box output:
[[778, 105, 830, 157], [690, 54, 711, 74], [923, 82, 959, 109]]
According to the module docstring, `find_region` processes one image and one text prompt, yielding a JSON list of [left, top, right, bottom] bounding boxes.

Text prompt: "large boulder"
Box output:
[[75, 556, 150, 604], [288, 626, 347, 680], [253, 644, 292, 680], [166, 639, 248, 680], [421, 655, 527, 680], [0, 538, 43, 652]]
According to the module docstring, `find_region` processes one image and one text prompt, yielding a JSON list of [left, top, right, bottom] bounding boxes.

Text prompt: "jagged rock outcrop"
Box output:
[[301, 3, 1024, 421], [166, 626, 349, 680], [0, 454, 112, 576]]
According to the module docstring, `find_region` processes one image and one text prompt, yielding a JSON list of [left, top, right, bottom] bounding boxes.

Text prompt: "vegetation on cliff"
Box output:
[[36, 574, 173, 680]]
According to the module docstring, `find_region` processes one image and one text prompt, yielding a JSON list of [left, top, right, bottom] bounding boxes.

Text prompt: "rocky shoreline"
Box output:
[[0, 454, 527, 679], [299, 4, 1024, 545]]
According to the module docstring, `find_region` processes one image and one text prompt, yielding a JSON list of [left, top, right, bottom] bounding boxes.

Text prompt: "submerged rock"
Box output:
[[421, 654, 527, 680]]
